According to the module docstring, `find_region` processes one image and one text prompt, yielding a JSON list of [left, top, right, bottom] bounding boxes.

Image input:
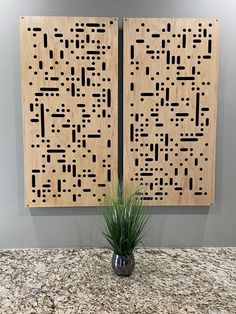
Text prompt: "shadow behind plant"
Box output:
[[101, 183, 150, 256]]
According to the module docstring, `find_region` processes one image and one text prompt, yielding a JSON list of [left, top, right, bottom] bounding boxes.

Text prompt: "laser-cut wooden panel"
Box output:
[[20, 16, 118, 207], [123, 18, 219, 205]]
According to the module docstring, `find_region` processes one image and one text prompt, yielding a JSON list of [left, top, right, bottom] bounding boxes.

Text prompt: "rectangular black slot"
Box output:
[[140, 173, 153, 176], [102, 62, 106, 71], [143, 197, 153, 200], [166, 50, 170, 64], [87, 78, 90, 86], [62, 165, 66, 173], [175, 187, 182, 191], [102, 109, 106, 118], [87, 51, 100, 55], [140, 133, 148, 137], [174, 168, 178, 176], [87, 134, 101, 138], [33, 28, 41, 31], [189, 178, 193, 190], [86, 34, 90, 43], [73, 194, 76, 202], [184, 168, 188, 176], [32, 175, 36, 188], [135, 158, 139, 166], [155, 143, 158, 161], [130, 83, 134, 91], [156, 83, 159, 91], [203, 55, 211, 59], [37, 190, 41, 197], [177, 77, 195, 80], [71, 67, 75, 75], [160, 178, 163, 185], [177, 56, 180, 64], [165, 134, 169, 146], [206, 118, 209, 126], [57, 180, 61, 192], [150, 183, 153, 190], [71, 83, 75, 97], [194, 158, 198, 166], [67, 165, 71, 173], [57, 159, 65, 163], [86, 23, 100, 27], [152, 34, 160, 38], [31, 119, 39, 122], [77, 124, 81, 133], [43, 34, 47, 48], [83, 189, 91, 192], [155, 123, 164, 127], [150, 144, 153, 151], [195, 133, 204, 136], [82, 114, 90, 118], [50, 77, 59, 81], [196, 92, 200, 126], [180, 148, 188, 151], [107, 140, 111, 148], [72, 130, 76, 143], [81, 67, 85, 86], [182, 34, 186, 48], [169, 178, 173, 185], [73, 165, 76, 177], [176, 113, 189, 117], [177, 66, 185, 70], [97, 29, 105, 33], [193, 39, 201, 43], [32, 169, 40, 173], [92, 155, 96, 162], [130, 45, 134, 59], [165, 153, 168, 161], [194, 192, 202, 195], [55, 33, 63, 37], [136, 39, 144, 43], [146, 67, 150, 75], [161, 40, 165, 48], [51, 114, 65, 118], [40, 103, 45, 138], [180, 138, 198, 142], [166, 88, 169, 101], [76, 28, 84, 32], [171, 56, 175, 64], [107, 169, 111, 182], [88, 174, 96, 178], [150, 113, 158, 117], [98, 184, 106, 187], [76, 39, 79, 48], [30, 103, 34, 112], [167, 23, 171, 32], [65, 39, 69, 48], [49, 50, 53, 59], [47, 149, 65, 153], [82, 139, 86, 147], [47, 155, 51, 163], [39, 61, 43, 69], [146, 50, 155, 54], [141, 92, 154, 96], [107, 89, 111, 107], [62, 124, 70, 128], [203, 29, 207, 37], [171, 103, 179, 106], [192, 66, 196, 75], [130, 124, 134, 142], [135, 113, 139, 122], [40, 87, 59, 91], [78, 180, 81, 187], [201, 107, 209, 111], [208, 40, 212, 53]]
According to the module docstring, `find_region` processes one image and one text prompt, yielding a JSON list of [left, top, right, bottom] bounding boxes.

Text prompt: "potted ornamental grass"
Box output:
[[101, 183, 150, 276]]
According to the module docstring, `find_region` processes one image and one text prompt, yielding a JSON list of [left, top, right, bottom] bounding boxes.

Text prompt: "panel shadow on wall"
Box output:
[[20, 16, 118, 207], [123, 18, 219, 206]]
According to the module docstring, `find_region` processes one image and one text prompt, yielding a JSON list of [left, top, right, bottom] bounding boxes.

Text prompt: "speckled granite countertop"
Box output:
[[0, 248, 235, 313]]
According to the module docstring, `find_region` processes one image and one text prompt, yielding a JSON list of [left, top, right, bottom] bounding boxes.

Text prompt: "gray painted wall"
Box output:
[[0, 0, 235, 248]]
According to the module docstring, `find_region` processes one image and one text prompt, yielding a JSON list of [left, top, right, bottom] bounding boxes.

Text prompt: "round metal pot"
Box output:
[[112, 252, 135, 276]]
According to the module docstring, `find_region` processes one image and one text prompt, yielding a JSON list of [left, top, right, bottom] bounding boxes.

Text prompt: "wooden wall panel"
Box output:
[[20, 16, 118, 207], [123, 18, 219, 205]]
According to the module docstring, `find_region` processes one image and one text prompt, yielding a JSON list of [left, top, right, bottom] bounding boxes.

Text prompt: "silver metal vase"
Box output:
[[112, 252, 135, 276]]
